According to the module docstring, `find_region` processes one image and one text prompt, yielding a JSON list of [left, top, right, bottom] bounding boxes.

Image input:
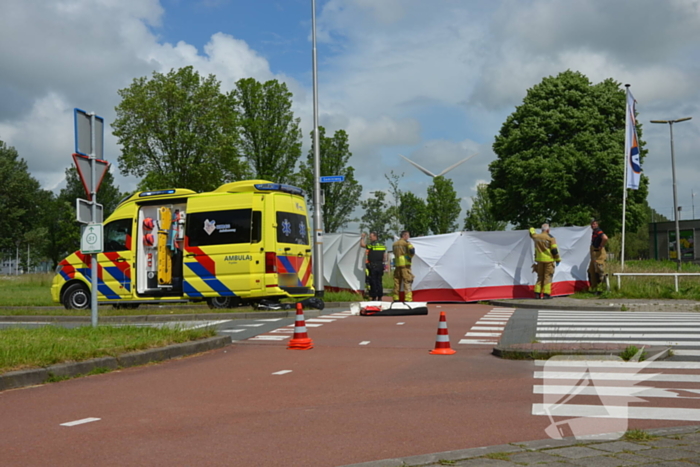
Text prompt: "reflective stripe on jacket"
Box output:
[[529, 227, 560, 263], [393, 239, 414, 267]]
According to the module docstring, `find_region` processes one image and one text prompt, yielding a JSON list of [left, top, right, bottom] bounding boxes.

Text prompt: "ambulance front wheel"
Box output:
[[63, 283, 90, 310], [207, 297, 240, 309]]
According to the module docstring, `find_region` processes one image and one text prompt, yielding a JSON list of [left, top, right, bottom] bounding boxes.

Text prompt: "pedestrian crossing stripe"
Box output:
[[535, 310, 700, 349], [459, 307, 514, 345], [533, 405, 700, 421], [533, 359, 700, 423]]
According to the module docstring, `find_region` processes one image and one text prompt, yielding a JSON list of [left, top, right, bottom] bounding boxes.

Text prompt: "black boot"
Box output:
[[543, 294, 552, 300]]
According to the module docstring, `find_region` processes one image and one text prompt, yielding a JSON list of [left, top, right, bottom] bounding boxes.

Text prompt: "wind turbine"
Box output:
[[399, 152, 478, 178]]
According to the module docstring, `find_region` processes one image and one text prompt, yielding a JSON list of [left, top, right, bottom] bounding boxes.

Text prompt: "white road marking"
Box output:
[[539, 339, 700, 346], [538, 320, 700, 325], [465, 332, 502, 337], [306, 318, 336, 323], [537, 333, 700, 339], [249, 335, 289, 341], [60, 418, 100, 427], [476, 321, 508, 325], [239, 323, 265, 327], [397, 322, 405, 325], [256, 318, 284, 322], [471, 326, 505, 331], [534, 385, 700, 398], [674, 350, 700, 356], [534, 371, 700, 383], [533, 404, 700, 421], [269, 328, 294, 333], [538, 327, 700, 332], [304, 323, 323, 327], [359, 341, 370, 345], [458, 339, 498, 345], [272, 370, 292, 375], [220, 329, 246, 333], [534, 360, 700, 370]]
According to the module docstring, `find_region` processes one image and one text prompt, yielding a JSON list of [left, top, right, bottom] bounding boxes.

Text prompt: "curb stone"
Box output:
[[0, 335, 231, 392], [339, 425, 700, 467]]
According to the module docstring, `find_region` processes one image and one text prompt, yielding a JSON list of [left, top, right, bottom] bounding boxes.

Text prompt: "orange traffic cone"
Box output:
[[287, 303, 314, 350], [430, 311, 456, 355]]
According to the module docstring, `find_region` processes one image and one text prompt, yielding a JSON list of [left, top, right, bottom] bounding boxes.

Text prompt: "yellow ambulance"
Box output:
[[51, 180, 315, 309]]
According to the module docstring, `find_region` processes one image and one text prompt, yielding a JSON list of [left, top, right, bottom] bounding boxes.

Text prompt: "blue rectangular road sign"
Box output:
[[320, 175, 345, 183]]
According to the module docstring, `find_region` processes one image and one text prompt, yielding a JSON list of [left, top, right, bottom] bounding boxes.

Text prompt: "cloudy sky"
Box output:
[[1, 0, 699, 228]]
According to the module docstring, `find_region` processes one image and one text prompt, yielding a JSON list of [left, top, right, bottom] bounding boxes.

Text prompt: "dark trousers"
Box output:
[[367, 262, 384, 300]]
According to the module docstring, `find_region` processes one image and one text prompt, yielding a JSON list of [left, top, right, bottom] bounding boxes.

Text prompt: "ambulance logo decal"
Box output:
[[203, 219, 216, 236], [299, 222, 306, 238], [281, 218, 292, 236]]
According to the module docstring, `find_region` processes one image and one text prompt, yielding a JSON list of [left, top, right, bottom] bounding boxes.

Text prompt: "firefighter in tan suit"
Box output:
[[529, 223, 561, 299], [588, 219, 608, 292], [392, 230, 415, 302]]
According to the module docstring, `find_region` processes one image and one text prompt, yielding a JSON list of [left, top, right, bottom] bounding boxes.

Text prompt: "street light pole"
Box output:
[[651, 117, 692, 271], [311, 0, 324, 297]]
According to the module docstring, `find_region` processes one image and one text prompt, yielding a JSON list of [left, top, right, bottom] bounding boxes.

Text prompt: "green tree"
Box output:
[[41, 195, 79, 268], [112, 66, 246, 192], [359, 191, 393, 241], [398, 192, 430, 237], [385, 171, 404, 237], [488, 70, 649, 234], [0, 140, 45, 253], [297, 127, 362, 233], [608, 204, 670, 261], [464, 183, 507, 231], [426, 176, 461, 234], [233, 78, 302, 184]]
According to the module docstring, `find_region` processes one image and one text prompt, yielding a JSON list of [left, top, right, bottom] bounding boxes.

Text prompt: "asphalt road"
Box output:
[[1, 303, 699, 466]]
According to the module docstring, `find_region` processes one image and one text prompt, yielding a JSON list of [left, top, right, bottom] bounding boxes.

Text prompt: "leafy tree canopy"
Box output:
[[297, 127, 362, 233], [112, 66, 247, 192], [360, 191, 393, 242], [384, 171, 404, 237], [488, 70, 648, 234], [0, 140, 45, 252], [399, 192, 430, 237], [233, 78, 302, 184], [426, 176, 461, 234], [464, 183, 507, 231]]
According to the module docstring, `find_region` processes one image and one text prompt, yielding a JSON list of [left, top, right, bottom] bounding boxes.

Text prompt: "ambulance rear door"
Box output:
[[273, 193, 313, 295], [183, 193, 254, 299]]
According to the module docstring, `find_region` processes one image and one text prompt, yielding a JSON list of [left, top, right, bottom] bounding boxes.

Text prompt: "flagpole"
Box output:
[[621, 84, 631, 271]]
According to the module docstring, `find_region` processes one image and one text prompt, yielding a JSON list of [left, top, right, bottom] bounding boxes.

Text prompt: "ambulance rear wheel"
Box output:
[[63, 283, 90, 310], [207, 297, 239, 309]]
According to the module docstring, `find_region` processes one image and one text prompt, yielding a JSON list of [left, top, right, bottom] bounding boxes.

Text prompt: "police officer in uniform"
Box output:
[[360, 232, 387, 301], [529, 223, 561, 299], [392, 230, 415, 302]]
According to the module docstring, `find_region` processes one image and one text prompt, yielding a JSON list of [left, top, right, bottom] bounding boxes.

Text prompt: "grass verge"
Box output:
[[0, 325, 216, 374], [0, 273, 358, 315]]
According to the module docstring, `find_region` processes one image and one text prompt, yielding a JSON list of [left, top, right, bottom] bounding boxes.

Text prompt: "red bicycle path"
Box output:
[[0, 303, 695, 466]]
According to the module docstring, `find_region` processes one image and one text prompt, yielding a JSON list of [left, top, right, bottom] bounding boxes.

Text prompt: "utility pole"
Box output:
[[651, 117, 692, 270], [311, 0, 324, 297]]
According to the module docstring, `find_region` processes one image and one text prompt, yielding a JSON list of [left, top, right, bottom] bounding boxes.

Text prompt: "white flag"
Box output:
[[625, 90, 641, 190]]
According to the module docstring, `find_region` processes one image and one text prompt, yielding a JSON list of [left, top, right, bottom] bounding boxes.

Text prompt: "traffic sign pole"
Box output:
[[90, 112, 98, 327], [74, 108, 106, 326]]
